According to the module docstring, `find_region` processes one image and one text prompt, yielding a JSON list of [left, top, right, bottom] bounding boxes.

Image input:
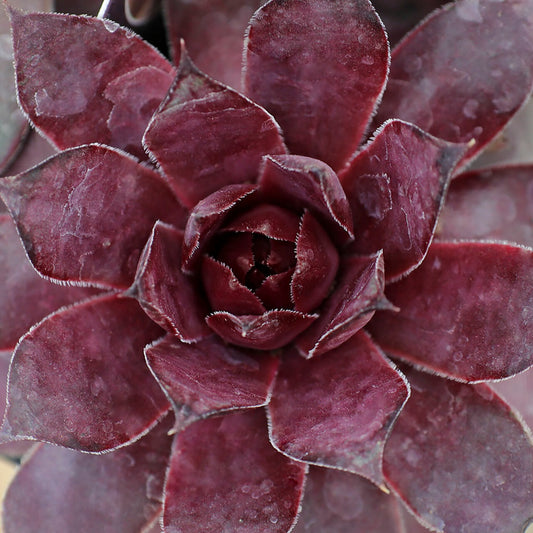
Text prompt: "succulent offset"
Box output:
[[0, 0, 533, 532]]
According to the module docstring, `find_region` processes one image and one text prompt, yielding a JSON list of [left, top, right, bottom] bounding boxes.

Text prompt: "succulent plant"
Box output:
[[0, 0, 533, 532]]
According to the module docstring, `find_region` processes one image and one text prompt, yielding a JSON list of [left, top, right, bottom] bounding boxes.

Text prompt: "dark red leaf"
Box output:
[[269, 333, 408, 486], [292, 211, 339, 313], [384, 368, 533, 533], [10, 9, 174, 155], [216, 232, 255, 282], [164, 409, 306, 533], [130, 222, 210, 342], [0, 215, 97, 350], [244, 0, 389, 171], [339, 120, 466, 282], [162, 0, 265, 89], [437, 165, 533, 246], [207, 309, 317, 350], [369, 241, 533, 382], [295, 253, 388, 359], [375, 0, 533, 168], [3, 416, 173, 533], [145, 335, 278, 430], [5, 294, 170, 452], [255, 269, 294, 309], [259, 155, 354, 243], [143, 50, 286, 208], [0, 144, 185, 289]]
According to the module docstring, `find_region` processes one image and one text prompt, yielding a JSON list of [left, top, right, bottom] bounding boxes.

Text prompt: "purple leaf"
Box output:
[[258, 155, 354, 243], [0, 144, 186, 289], [5, 294, 170, 452], [244, 0, 389, 171], [437, 165, 533, 246], [0, 215, 97, 350], [369, 241, 533, 382], [163, 409, 306, 533], [145, 335, 278, 430], [207, 309, 317, 350], [384, 368, 533, 533], [162, 0, 265, 89], [130, 221, 211, 342], [3, 416, 173, 533], [375, 0, 533, 168], [339, 120, 466, 282], [295, 253, 387, 359], [268, 333, 408, 486], [292, 211, 339, 313], [143, 49, 286, 208]]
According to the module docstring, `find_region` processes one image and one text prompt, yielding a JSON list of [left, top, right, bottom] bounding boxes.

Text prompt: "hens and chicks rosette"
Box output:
[[0, 0, 533, 532]]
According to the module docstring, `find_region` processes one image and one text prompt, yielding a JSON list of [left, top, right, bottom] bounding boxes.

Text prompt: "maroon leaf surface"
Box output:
[[384, 368, 533, 533], [375, 0, 533, 168], [369, 241, 533, 382], [0, 144, 185, 289], [145, 335, 278, 430], [0, 215, 97, 350], [10, 9, 174, 155], [131, 222, 210, 342], [268, 333, 408, 486], [162, 0, 265, 89], [5, 294, 170, 452], [339, 120, 466, 281], [163, 409, 306, 533], [207, 309, 316, 350], [437, 165, 533, 246], [143, 50, 286, 208], [3, 416, 173, 533], [295, 253, 387, 359], [244, 0, 389, 171]]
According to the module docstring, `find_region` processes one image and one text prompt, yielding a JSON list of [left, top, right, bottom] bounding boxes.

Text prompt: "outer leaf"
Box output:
[[162, 0, 265, 89], [10, 9, 174, 155], [295, 253, 387, 359], [5, 294, 170, 452], [375, 0, 533, 168], [143, 50, 286, 208], [368, 241, 533, 382], [0, 215, 96, 350], [339, 120, 466, 282], [130, 222, 211, 342], [163, 409, 307, 533], [3, 416, 173, 533], [244, 0, 389, 171], [0, 144, 186, 289], [268, 333, 408, 486], [437, 165, 533, 246], [384, 368, 533, 533], [145, 335, 278, 430]]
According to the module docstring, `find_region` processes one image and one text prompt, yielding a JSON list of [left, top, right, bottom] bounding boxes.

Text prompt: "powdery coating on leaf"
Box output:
[[10, 9, 174, 156], [369, 241, 533, 382], [295, 253, 386, 359], [145, 335, 278, 430], [143, 51, 286, 208], [375, 0, 533, 168], [384, 368, 533, 533], [0, 144, 186, 289], [0, 215, 97, 349], [163, 409, 306, 533], [258, 155, 354, 244], [5, 294, 170, 452], [268, 333, 408, 486], [437, 165, 533, 247], [244, 0, 389, 171], [131, 221, 211, 342], [3, 416, 173, 533], [163, 0, 266, 89], [339, 120, 466, 282]]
